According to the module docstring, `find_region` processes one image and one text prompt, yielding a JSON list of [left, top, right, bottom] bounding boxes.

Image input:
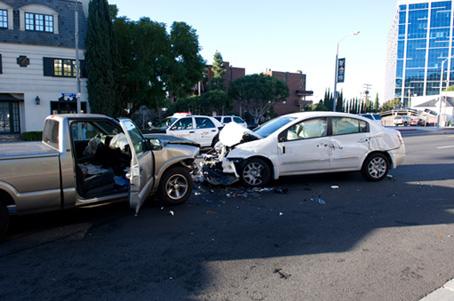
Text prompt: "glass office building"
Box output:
[[385, 0, 454, 105]]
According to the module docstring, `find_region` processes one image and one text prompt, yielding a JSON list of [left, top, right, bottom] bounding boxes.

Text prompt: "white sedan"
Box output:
[[202, 112, 406, 187]]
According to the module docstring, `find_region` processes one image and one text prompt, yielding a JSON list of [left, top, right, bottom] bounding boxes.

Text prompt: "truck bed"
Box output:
[[0, 142, 59, 159]]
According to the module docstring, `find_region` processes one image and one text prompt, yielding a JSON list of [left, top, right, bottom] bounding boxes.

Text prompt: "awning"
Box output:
[[0, 94, 24, 102]]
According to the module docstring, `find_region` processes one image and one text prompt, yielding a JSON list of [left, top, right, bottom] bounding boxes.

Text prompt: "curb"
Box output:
[[420, 279, 454, 301]]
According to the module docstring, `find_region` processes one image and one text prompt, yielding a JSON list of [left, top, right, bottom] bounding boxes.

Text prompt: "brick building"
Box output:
[[203, 61, 245, 93], [262, 70, 313, 115]]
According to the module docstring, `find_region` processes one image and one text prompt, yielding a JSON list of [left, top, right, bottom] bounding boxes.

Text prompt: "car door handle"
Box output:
[[317, 144, 328, 148], [358, 138, 369, 143], [189, 131, 195, 133]]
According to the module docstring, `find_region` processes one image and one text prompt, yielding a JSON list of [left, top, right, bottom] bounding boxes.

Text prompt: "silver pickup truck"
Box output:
[[0, 114, 199, 238]]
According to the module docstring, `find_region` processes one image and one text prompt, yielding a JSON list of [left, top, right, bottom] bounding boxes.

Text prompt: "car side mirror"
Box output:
[[147, 138, 163, 151], [278, 131, 287, 143]]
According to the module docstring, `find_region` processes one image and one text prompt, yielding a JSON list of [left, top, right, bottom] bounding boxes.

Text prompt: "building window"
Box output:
[[43, 57, 87, 78], [0, 102, 20, 134], [25, 12, 53, 32], [0, 9, 7, 29]]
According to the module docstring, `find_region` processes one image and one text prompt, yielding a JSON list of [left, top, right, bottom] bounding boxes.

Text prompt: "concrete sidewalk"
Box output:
[[420, 279, 454, 301]]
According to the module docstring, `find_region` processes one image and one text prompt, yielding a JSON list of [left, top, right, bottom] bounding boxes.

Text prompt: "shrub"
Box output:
[[22, 131, 42, 141]]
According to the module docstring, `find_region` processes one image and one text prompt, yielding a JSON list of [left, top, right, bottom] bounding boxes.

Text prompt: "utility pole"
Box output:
[[75, 0, 81, 113]]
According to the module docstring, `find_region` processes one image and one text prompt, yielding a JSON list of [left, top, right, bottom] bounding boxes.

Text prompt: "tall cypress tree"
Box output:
[[85, 0, 120, 117], [209, 51, 226, 91]]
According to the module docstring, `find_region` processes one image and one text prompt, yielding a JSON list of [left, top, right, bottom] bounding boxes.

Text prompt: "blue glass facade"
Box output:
[[392, 1, 454, 105]]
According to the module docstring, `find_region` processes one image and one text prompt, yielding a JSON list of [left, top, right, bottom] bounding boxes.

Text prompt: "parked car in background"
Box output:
[[149, 113, 224, 148], [360, 113, 383, 126], [409, 118, 428, 126], [202, 112, 406, 187], [214, 115, 248, 128], [393, 116, 412, 126]]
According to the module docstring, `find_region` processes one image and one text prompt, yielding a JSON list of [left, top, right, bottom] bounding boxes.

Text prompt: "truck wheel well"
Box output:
[[0, 190, 14, 207]]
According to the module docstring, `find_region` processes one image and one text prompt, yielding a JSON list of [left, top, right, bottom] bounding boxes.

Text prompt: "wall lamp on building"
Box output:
[[35, 96, 40, 105]]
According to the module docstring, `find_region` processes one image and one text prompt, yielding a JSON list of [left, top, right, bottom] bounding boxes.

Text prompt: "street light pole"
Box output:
[[333, 31, 360, 112], [438, 56, 453, 128]]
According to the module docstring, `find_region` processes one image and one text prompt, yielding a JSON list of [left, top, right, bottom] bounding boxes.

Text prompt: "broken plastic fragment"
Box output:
[[274, 187, 288, 194], [316, 198, 326, 205], [331, 185, 339, 189], [274, 268, 292, 279], [169, 210, 174, 216]]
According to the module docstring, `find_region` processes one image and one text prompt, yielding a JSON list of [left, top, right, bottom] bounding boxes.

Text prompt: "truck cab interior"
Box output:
[[70, 120, 131, 198]]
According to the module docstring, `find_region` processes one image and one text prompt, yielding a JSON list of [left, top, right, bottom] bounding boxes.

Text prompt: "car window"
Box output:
[[254, 116, 296, 138], [214, 117, 221, 122], [332, 117, 368, 135], [233, 117, 243, 124], [224, 117, 232, 123], [43, 119, 59, 147], [173, 117, 193, 130], [286, 118, 327, 140], [372, 114, 382, 120], [362, 114, 372, 120], [195, 117, 215, 129]]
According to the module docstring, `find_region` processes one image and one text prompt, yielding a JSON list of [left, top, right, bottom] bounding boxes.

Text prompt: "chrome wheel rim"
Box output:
[[368, 157, 387, 179], [165, 173, 189, 200], [243, 162, 264, 186]]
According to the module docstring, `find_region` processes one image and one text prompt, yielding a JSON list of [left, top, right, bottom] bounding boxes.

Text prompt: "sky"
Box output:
[[108, 0, 398, 104]]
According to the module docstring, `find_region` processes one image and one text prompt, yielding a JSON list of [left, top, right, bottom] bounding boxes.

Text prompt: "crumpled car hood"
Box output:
[[219, 122, 261, 147]]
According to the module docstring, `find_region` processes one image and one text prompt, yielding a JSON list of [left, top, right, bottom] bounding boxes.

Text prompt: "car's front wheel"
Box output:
[[240, 158, 271, 187], [157, 166, 193, 205], [361, 153, 389, 181]]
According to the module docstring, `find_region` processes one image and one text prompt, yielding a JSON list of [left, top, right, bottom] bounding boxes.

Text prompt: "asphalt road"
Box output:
[[1, 128, 453, 301]]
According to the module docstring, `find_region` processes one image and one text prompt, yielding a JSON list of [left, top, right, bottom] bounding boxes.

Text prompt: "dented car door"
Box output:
[[277, 118, 331, 175], [119, 118, 154, 213], [329, 117, 371, 170]]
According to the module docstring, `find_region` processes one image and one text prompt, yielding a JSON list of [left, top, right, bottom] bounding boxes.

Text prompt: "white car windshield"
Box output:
[[153, 117, 178, 131], [253, 116, 297, 138]]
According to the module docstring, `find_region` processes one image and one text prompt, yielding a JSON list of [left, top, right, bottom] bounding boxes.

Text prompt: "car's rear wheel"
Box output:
[[240, 158, 271, 187], [157, 166, 193, 205], [361, 153, 389, 181]]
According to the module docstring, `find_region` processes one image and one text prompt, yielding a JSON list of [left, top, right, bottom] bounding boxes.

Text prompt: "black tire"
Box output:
[[240, 158, 271, 187], [157, 166, 193, 205], [211, 135, 219, 148], [0, 202, 9, 239], [361, 153, 389, 181]]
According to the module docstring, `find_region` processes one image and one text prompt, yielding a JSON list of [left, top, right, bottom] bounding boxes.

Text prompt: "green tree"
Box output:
[[200, 90, 232, 115], [113, 18, 205, 116], [168, 22, 206, 98], [209, 50, 226, 91], [85, 0, 121, 117], [114, 17, 170, 116], [373, 93, 380, 112], [229, 74, 289, 123], [379, 98, 401, 112]]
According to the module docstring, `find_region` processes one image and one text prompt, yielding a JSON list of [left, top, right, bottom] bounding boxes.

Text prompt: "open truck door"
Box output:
[[119, 118, 154, 213]]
